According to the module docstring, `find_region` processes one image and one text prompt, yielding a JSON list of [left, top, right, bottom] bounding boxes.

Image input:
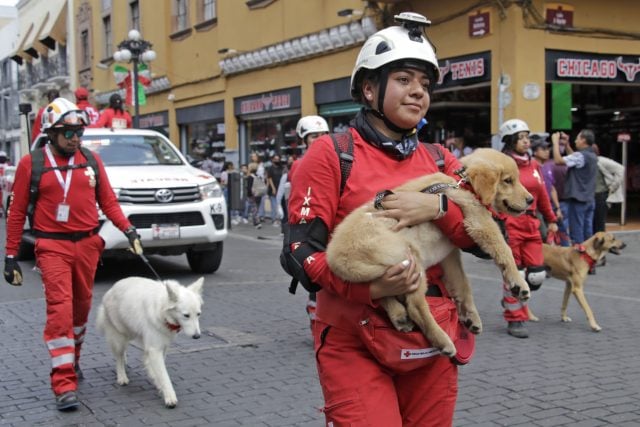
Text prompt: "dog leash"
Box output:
[[138, 253, 164, 282]]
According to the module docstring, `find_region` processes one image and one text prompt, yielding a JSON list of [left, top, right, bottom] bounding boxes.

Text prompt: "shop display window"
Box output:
[[247, 115, 299, 162], [186, 120, 226, 161]]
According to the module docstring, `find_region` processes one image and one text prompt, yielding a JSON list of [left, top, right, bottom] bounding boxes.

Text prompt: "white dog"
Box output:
[[96, 276, 204, 408]]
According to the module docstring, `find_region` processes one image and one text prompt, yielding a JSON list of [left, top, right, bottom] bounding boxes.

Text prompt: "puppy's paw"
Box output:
[[463, 316, 483, 335], [163, 392, 178, 409], [117, 375, 129, 386], [561, 315, 572, 323], [438, 339, 457, 358], [591, 324, 602, 332], [391, 316, 415, 333]]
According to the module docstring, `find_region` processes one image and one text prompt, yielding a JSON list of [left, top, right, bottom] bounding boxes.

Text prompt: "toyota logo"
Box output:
[[155, 188, 174, 203]]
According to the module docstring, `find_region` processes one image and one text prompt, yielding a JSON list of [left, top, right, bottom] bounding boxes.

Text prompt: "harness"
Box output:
[[573, 244, 597, 270], [28, 145, 101, 229]]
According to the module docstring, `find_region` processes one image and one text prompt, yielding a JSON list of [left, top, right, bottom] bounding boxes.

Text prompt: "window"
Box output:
[[130, 1, 140, 31], [199, 0, 216, 22], [173, 0, 189, 32], [103, 16, 112, 58], [80, 30, 90, 69]]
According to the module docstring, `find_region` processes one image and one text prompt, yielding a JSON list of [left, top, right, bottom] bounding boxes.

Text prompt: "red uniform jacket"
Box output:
[[93, 108, 132, 129], [287, 129, 475, 331], [5, 146, 132, 256]]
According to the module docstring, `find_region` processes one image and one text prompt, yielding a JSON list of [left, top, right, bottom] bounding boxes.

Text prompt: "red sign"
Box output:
[[546, 4, 574, 27], [240, 93, 291, 114], [468, 10, 490, 38], [617, 132, 631, 143]]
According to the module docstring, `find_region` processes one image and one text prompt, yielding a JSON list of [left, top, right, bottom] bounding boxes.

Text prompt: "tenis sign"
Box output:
[[547, 50, 640, 84], [436, 51, 491, 91]]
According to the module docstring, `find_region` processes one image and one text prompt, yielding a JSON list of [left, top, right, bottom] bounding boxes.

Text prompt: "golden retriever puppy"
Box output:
[[542, 231, 626, 331], [326, 149, 533, 357]]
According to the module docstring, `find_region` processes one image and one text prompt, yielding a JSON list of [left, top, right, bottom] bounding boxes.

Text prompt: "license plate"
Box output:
[[151, 223, 180, 240]]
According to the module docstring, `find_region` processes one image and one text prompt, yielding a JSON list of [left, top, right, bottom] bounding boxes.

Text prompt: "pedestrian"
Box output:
[[594, 151, 625, 233], [74, 87, 100, 126], [245, 162, 262, 228], [0, 149, 11, 217], [94, 93, 132, 129], [220, 161, 241, 224], [265, 154, 284, 226], [3, 97, 143, 411], [200, 154, 216, 175], [551, 129, 598, 244], [530, 133, 562, 240], [550, 132, 571, 246], [32, 89, 60, 142], [283, 13, 481, 425], [499, 119, 558, 338]]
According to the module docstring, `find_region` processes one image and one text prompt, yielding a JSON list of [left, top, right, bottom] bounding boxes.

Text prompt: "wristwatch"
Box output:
[[434, 193, 448, 219]]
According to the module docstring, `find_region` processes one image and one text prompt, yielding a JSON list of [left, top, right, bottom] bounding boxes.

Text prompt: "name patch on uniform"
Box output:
[[400, 347, 441, 360]]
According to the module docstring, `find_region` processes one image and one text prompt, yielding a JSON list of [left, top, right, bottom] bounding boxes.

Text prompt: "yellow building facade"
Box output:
[[76, 0, 640, 207]]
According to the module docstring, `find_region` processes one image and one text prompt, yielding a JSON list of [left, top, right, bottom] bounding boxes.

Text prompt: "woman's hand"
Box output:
[[548, 222, 559, 234], [370, 253, 421, 300], [372, 192, 440, 231]]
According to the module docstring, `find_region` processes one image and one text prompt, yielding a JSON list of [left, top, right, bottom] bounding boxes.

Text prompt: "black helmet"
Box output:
[[109, 93, 123, 109]]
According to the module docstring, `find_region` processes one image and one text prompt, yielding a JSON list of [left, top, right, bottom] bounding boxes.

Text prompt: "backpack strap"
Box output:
[[422, 142, 445, 172], [27, 145, 101, 229], [330, 132, 354, 196]]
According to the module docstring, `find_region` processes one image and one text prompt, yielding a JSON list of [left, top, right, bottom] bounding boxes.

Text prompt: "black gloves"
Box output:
[[124, 226, 144, 255], [4, 256, 23, 286]]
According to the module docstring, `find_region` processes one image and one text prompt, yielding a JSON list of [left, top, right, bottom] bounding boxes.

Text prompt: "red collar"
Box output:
[[165, 321, 181, 332], [573, 244, 596, 269], [459, 181, 501, 219]]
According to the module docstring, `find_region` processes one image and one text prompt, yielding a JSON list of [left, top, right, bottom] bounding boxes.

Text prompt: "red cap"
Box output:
[[75, 87, 89, 100]]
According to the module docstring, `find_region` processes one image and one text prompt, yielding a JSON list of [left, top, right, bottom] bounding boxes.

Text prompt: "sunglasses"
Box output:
[[61, 128, 85, 139]]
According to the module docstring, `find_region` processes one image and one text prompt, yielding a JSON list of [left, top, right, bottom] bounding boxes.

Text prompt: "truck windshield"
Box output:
[[81, 135, 184, 166]]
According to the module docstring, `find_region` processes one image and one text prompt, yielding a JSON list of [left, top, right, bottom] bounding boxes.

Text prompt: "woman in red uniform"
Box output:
[[499, 119, 558, 338], [283, 13, 480, 426]]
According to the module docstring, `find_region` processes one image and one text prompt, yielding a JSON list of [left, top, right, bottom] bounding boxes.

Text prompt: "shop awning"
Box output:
[[9, 0, 66, 64], [38, 0, 67, 50], [319, 101, 361, 117]]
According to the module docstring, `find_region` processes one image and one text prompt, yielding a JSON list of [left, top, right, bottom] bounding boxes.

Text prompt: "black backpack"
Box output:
[[27, 146, 101, 228]]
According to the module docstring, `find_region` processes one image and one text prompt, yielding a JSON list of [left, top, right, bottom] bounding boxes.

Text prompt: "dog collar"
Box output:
[[165, 321, 181, 332], [573, 244, 597, 270]]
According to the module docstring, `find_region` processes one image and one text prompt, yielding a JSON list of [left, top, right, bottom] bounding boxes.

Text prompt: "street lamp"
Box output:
[[113, 29, 156, 128]]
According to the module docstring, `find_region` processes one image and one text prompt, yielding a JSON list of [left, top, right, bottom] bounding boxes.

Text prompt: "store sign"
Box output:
[[545, 3, 574, 27], [617, 132, 631, 143], [546, 50, 640, 84], [234, 87, 301, 116], [436, 51, 491, 90], [138, 111, 168, 129], [468, 9, 490, 38]]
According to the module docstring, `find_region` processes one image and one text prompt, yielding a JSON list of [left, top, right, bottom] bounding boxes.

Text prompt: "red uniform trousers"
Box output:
[[313, 317, 458, 427], [35, 234, 104, 395], [502, 214, 544, 322]]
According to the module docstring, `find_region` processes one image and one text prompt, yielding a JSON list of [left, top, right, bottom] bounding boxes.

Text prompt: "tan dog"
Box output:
[[326, 148, 533, 357], [542, 231, 626, 332]]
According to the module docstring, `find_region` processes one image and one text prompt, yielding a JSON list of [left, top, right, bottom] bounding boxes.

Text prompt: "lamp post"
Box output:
[[113, 29, 156, 128]]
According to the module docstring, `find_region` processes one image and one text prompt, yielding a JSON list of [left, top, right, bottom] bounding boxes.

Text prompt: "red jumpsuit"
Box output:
[[5, 147, 132, 396], [93, 108, 132, 129], [287, 129, 476, 426], [501, 153, 557, 321], [76, 99, 100, 126]]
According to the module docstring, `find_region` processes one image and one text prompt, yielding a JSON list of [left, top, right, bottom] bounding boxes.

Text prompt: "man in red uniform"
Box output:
[[4, 97, 143, 411], [74, 87, 100, 126], [499, 119, 558, 338], [282, 13, 480, 426], [93, 93, 132, 129]]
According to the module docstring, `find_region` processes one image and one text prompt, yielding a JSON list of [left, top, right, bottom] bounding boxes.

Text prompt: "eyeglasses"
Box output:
[[61, 128, 85, 139]]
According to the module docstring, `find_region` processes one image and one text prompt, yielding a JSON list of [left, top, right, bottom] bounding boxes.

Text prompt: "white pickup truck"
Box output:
[[10, 128, 227, 273]]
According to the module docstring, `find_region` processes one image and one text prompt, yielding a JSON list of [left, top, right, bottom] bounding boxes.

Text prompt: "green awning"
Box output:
[[319, 102, 361, 117]]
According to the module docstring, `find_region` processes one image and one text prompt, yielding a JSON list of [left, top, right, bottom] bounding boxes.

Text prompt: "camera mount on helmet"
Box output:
[[394, 12, 431, 41]]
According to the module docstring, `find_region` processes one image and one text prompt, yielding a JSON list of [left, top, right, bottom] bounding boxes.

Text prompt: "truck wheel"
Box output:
[[187, 242, 223, 274]]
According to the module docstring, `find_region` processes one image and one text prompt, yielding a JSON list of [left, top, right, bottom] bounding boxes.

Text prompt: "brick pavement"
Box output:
[[1, 220, 639, 426]]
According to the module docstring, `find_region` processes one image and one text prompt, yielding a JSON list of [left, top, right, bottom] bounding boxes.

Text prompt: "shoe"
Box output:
[[255, 223, 262, 229], [55, 391, 79, 411], [507, 321, 529, 338], [241, 218, 249, 224], [231, 219, 240, 226], [75, 364, 84, 381], [272, 220, 281, 227]]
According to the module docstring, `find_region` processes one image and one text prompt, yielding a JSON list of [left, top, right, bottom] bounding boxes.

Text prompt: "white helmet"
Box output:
[[41, 97, 90, 131], [499, 119, 530, 141], [296, 115, 329, 139], [350, 12, 439, 102]]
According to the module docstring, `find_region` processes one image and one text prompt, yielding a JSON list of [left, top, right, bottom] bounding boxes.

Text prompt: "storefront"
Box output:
[[425, 51, 492, 149], [138, 110, 170, 137], [176, 101, 226, 172], [315, 77, 360, 134], [545, 49, 640, 221], [234, 87, 301, 164]]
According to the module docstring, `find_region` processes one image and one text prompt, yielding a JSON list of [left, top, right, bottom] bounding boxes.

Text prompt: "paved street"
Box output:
[[1, 219, 640, 426]]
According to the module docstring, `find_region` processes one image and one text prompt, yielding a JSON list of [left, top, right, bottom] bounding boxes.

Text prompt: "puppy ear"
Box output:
[[189, 277, 205, 297], [466, 162, 498, 206], [165, 281, 180, 303]]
